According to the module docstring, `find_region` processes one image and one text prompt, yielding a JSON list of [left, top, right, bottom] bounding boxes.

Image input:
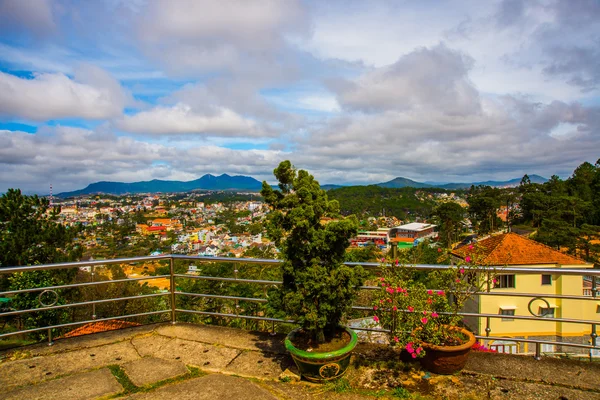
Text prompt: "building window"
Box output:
[[494, 274, 516, 289], [500, 309, 515, 321], [541, 343, 555, 353], [541, 274, 552, 285], [539, 307, 555, 318]]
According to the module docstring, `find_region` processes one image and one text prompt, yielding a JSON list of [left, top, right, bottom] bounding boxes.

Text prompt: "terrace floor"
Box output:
[[1, 322, 600, 400]]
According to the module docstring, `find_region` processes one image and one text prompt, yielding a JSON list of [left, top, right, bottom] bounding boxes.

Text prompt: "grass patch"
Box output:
[[107, 363, 207, 398], [107, 365, 138, 394]]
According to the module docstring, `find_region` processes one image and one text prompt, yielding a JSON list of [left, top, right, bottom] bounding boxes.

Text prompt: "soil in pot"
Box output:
[[290, 328, 351, 352]]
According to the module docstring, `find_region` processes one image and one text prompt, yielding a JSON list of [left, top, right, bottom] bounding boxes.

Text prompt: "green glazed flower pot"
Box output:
[[285, 327, 358, 382]]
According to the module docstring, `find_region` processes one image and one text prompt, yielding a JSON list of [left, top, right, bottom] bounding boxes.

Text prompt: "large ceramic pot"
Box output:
[[285, 327, 358, 382], [419, 326, 476, 375]]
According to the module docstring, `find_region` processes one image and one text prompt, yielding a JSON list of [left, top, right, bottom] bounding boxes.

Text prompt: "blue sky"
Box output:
[[0, 0, 599, 193]]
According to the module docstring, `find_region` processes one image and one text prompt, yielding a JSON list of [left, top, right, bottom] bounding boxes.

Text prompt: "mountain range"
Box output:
[[57, 174, 548, 197]]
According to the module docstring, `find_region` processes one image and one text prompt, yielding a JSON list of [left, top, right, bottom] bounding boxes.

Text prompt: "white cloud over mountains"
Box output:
[[0, 0, 599, 192]]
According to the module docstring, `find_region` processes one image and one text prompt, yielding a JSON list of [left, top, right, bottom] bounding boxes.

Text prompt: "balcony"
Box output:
[[1, 255, 600, 399]]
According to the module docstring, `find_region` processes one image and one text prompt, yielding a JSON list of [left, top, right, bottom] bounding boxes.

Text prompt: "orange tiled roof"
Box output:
[[451, 232, 588, 266], [61, 320, 141, 338]]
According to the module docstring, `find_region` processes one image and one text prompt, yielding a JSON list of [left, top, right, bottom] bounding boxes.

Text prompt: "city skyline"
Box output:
[[1, 0, 599, 193]]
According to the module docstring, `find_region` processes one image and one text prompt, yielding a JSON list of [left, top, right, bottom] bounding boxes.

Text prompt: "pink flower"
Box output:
[[396, 287, 402, 293], [437, 248, 442, 253], [406, 342, 414, 352], [493, 278, 498, 284], [373, 315, 379, 323], [431, 312, 439, 318], [416, 347, 422, 355], [465, 256, 472, 263], [387, 298, 392, 303], [393, 336, 399, 343], [373, 306, 378, 311], [422, 310, 428, 315], [395, 259, 399, 266], [427, 298, 433, 304], [460, 268, 465, 274], [380, 277, 385, 282], [379, 299, 384, 305], [386, 287, 394, 294], [411, 353, 417, 358], [407, 306, 414, 312], [437, 290, 445, 296], [392, 306, 398, 311], [468, 245, 474, 250], [381, 258, 385, 263], [421, 317, 428, 324], [427, 289, 433, 295], [456, 278, 461, 283]]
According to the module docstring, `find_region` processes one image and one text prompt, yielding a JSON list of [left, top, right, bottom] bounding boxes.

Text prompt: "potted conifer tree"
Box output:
[[261, 161, 366, 382]]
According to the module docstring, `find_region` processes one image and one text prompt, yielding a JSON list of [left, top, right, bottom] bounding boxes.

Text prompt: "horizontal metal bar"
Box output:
[[453, 311, 599, 325], [476, 335, 600, 350], [0, 275, 170, 296], [176, 292, 267, 303], [0, 293, 169, 317], [174, 274, 282, 285], [0, 310, 169, 338], [473, 291, 599, 301], [175, 309, 294, 323], [0, 255, 171, 274], [172, 254, 281, 265]]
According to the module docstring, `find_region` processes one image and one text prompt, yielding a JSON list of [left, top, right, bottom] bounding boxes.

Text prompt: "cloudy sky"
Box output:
[[1, 0, 599, 193]]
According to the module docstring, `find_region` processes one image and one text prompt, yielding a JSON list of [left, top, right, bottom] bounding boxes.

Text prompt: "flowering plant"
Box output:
[[372, 245, 496, 358]]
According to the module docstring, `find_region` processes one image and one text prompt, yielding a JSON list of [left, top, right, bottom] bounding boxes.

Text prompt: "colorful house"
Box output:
[[452, 233, 597, 355]]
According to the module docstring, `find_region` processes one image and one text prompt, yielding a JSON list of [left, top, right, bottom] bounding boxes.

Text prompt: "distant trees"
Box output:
[[433, 202, 465, 248], [0, 189, 82, 268], [466, 185, 502, 235]]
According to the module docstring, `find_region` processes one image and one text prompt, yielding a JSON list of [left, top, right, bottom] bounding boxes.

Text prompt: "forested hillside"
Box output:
[[327, 185, 455, 220]]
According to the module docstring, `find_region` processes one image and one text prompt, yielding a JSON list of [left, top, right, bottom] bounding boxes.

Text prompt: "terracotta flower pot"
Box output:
[[285, 327, 358, 383], [419, 326, 476, 375]]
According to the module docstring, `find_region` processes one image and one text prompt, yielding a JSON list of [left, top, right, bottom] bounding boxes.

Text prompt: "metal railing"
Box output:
[[0, 255, 599, 361]]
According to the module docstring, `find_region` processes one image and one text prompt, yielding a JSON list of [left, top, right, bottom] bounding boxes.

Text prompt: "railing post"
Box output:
[[91, 265, 96, 320], [591, 323, 598, 361], [534, 343, 541, 360], [47, 328, 53, 346], [170, 257, 176, 324], [592, 276, 598, 298], [485, 270, 491, 338]]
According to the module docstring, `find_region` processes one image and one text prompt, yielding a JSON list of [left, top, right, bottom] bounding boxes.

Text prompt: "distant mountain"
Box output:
[[57, 174, 263, 197], [376, 175, 548, 190], [376, 177, 433, 189], [438, 174, 548, 189]]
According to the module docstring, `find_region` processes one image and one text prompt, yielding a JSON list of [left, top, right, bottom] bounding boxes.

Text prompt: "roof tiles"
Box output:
[[451, 232, 588, 266]]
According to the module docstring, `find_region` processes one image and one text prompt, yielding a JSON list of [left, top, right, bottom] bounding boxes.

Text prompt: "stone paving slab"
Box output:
[[224, 349, 296, 380], [125, 373, 279, 400], [134, 336, 241, 371], [156, 323, 287, 354], [130, 334, 174, 357], [3, 368, 123, 400], [121, 357, 189, 387], [0, 340, 140, 389]]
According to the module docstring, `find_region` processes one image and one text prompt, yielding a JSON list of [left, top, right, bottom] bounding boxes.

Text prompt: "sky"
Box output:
[[0, 0, 599, 194]]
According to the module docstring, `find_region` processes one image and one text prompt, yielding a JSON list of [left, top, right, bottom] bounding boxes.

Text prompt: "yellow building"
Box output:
[[452, 233, 597, 355]]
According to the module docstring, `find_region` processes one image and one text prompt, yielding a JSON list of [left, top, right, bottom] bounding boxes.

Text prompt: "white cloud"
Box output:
[[137, 0, 309, 78], [116, 103, 270, 137], [0, 65, 130, 120], [331, 44, 481, 116]]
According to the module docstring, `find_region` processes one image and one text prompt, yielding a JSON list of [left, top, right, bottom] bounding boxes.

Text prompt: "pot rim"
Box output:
[[285, 326, 358, 360], [420, 326, 476, 353]]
